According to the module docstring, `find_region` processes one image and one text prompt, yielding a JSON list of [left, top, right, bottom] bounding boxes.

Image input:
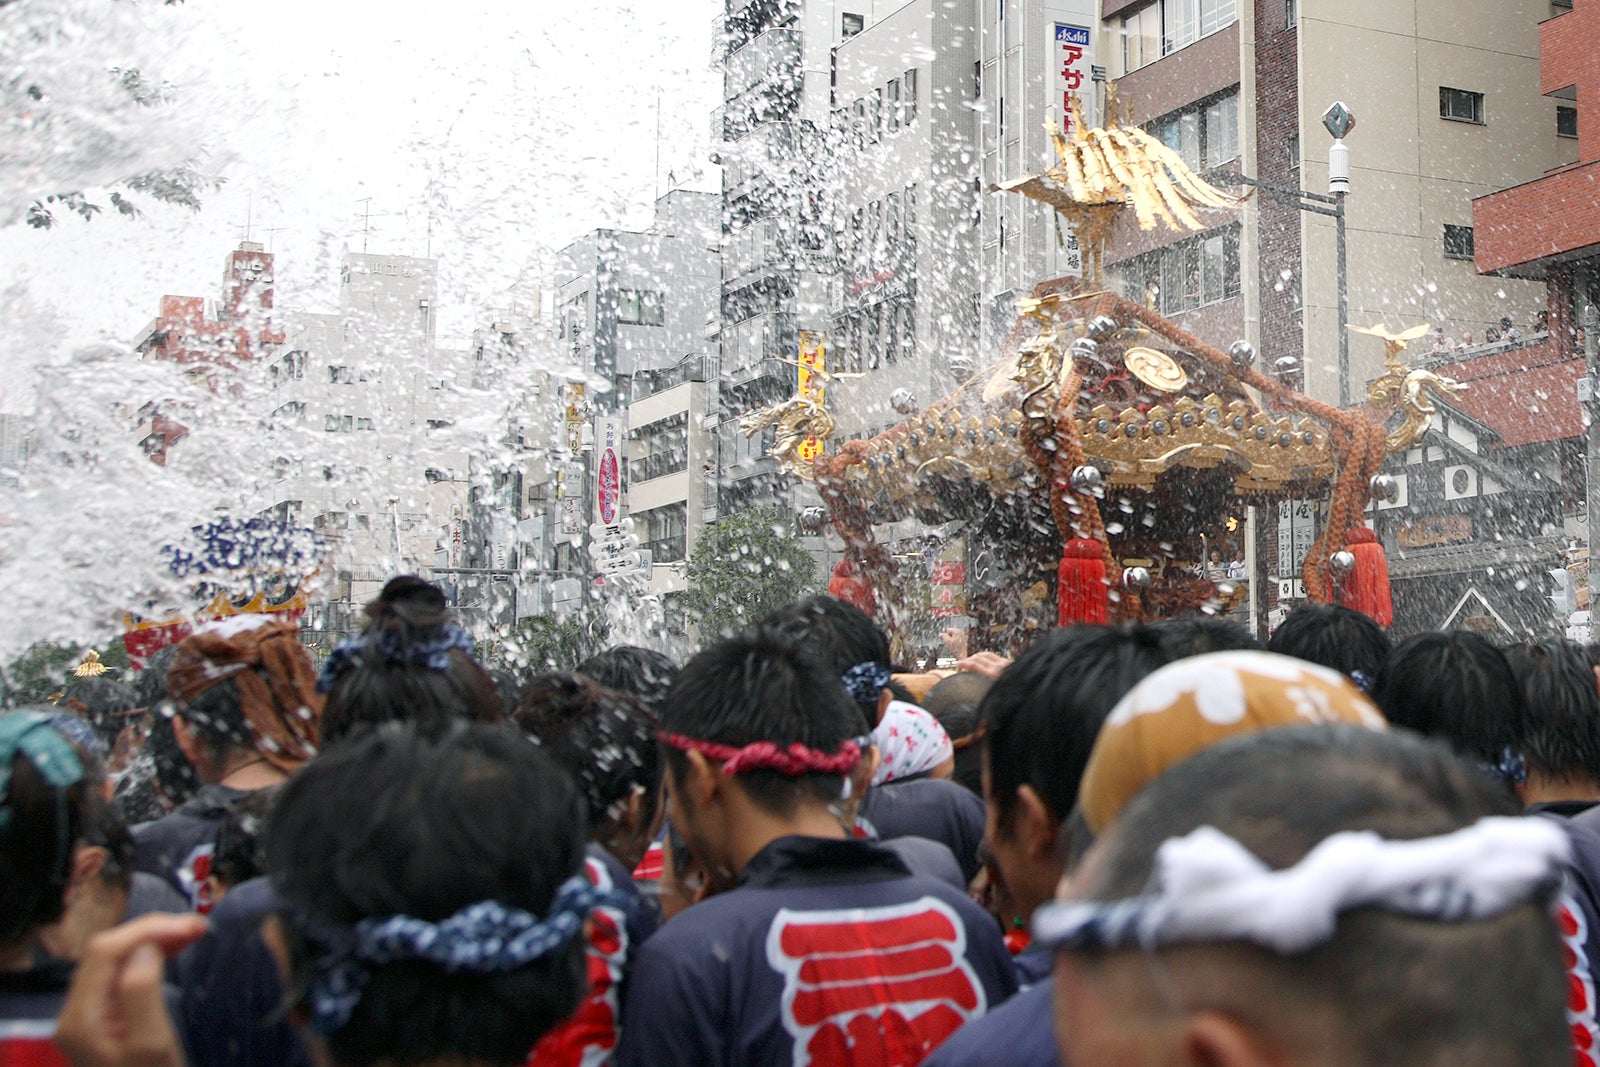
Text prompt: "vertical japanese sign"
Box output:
[[1052, 23, 1092, 138], [594, 415, 625, 528], [796, 331, 826, 464], [564, 383, 586, 454], [1046, 9, 1095, 277], [1277, 499, 1318, 600]]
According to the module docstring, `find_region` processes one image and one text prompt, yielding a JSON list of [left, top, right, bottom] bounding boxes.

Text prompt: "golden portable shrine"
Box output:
[[748, 101, 1460, 641]]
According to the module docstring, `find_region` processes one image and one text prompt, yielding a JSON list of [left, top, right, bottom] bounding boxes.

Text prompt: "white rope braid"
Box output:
[[1032, 816, 1570, 956]]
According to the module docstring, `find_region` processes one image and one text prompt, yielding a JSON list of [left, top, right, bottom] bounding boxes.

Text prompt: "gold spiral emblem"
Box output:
[[1124, 347, 1188, 393]]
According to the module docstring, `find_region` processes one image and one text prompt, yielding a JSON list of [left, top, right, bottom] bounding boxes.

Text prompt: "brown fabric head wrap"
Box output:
[[167, 616, 322, 772]]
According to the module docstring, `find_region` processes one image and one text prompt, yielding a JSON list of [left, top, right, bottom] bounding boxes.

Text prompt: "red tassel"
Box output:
[[1339, 526, 1393, 628], [828, 560, 877, 618], [1058, 538, 1110, 626]]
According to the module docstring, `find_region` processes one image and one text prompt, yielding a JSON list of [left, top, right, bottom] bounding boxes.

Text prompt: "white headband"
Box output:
[[1033, 816, 1570, 956]]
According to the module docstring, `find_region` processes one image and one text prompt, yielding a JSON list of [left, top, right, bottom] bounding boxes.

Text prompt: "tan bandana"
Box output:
[[1079, 651, 1387, 835], [168, 616, 322, 773]]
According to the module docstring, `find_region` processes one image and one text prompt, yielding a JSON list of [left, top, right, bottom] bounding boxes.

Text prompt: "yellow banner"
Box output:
[[798, 331, 826, 459]]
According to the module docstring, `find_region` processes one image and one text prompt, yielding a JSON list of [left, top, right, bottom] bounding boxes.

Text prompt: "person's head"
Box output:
[[1267, 603, 1390, 690], [1078, 651, 1388, 837], [0, 710, 89, 955], [132, 644, 198, 809], [1371, 630, 1524, 766], [762, 595, 892, 731], [167, 617, 322, 782], [979, 624, 1172, 921], [1504, 639, 1600, 796], [268, 724, 591, 1067], [1039, 726, 1569, 1067], [575, 645, 678, 716], [658, 626, 863, 877], [207, 787, 278, 902], [514, 672, 661, 868], [921, 671, 993, 796], [37, 772, 135, 962], [57, 674, 137, 754], [1148, 615, 1261, 660], [318, 576, 500, 744]]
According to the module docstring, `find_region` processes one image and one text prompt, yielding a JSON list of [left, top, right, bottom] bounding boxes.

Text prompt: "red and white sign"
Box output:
[[594, 416, 624, 526], [767, 898, 986, 1066]]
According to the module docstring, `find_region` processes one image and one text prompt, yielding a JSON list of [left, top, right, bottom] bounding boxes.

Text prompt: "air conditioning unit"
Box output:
[[1444, 465, 1479, 501]]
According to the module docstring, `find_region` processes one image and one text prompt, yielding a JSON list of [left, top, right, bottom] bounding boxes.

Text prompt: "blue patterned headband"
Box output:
[[316, 624, 477, 693], [294, 874, 618, 1034], [841, 661, 891, 704]]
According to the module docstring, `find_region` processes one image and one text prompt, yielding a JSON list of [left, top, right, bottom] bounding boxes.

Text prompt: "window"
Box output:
[[1148, 90, 1238, 171], [324, 414, 353, 432], [328, 364, 353, 384], [1285, 0, 1297, 26], [1559, 104, 1578, 139], [1288, 134, 1300, 168], [1443, 225, 1475, 260], [1440, 87, 1485, 124], [637, 502, 687, 563], [1120, 4, 1161, 75], [841, 12, 863, 38], [617, 289, 664, 326], [1164, 0, 1236, 55], [1204, 95, 1239, 166], [903, 69, 918, 123], [630, 413, 689, 483], [1116, 225, 1243, 314], [870, 88, 883, 142], [355, 417, 374, 431]]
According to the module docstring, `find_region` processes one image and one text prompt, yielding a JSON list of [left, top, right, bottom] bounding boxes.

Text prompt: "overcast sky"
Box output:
[[0, 0, 722, 406]]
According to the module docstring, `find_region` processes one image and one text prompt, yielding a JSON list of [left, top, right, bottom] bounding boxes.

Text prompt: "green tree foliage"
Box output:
[[498, 601, 610, 673], [1, 639, 130, 706], [682, 508, 818, 639]]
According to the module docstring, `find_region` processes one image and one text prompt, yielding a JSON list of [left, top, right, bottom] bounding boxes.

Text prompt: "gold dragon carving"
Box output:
[[1351, 322, 1468, 453]]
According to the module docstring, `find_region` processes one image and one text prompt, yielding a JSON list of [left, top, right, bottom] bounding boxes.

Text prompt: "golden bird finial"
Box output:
[[72, 650, 108, 678], [994, 95, 1250, 286], [1347, 322, 1431, 371]]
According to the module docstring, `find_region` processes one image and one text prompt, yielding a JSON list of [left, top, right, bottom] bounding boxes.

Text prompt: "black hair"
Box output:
[[59, 675, 137, 752], [660, 626, 863, 818], [761, 595, 892, 732], [1505, 638, 1600, 783], [320, 576, 502, 744], [0, 710, 89, 945], [1148, 614, 1261, 660], [133, 645, 198, 810], [514, 672, 660, 834], [921, 672, 993, 796], [1370, 631, 1524, 764], [1267, 603, 1390, 684], [211, 787, 278, 892], [267, 725, 586, 1067], [575, 646, 679, 716], [980, 624, 1171, 828], [78, 791, 135, 893], [1080, 726, 1565, 1067], [175, 674, 256, 755]]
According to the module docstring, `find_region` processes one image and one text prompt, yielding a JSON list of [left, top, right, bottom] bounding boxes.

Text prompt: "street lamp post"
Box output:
[[1323, 102, 1356, 408]]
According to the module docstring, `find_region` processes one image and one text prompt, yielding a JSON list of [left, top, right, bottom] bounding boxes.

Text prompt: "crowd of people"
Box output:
[[1, 581, 1592, 1066]]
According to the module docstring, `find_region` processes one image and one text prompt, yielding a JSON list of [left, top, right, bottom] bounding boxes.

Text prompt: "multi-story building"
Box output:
[[551, 190, 721, 618], [0, 413, 32, 488], [256, 250, 472, 642], [711, 0, 845, 518], [828, 0, 982, 436], [979, 0, 1102, 347], [1094, 1, 1558, 400]]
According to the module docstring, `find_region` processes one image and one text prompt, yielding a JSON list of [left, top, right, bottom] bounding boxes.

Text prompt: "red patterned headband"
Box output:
[[657, 732, 863, 777]]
